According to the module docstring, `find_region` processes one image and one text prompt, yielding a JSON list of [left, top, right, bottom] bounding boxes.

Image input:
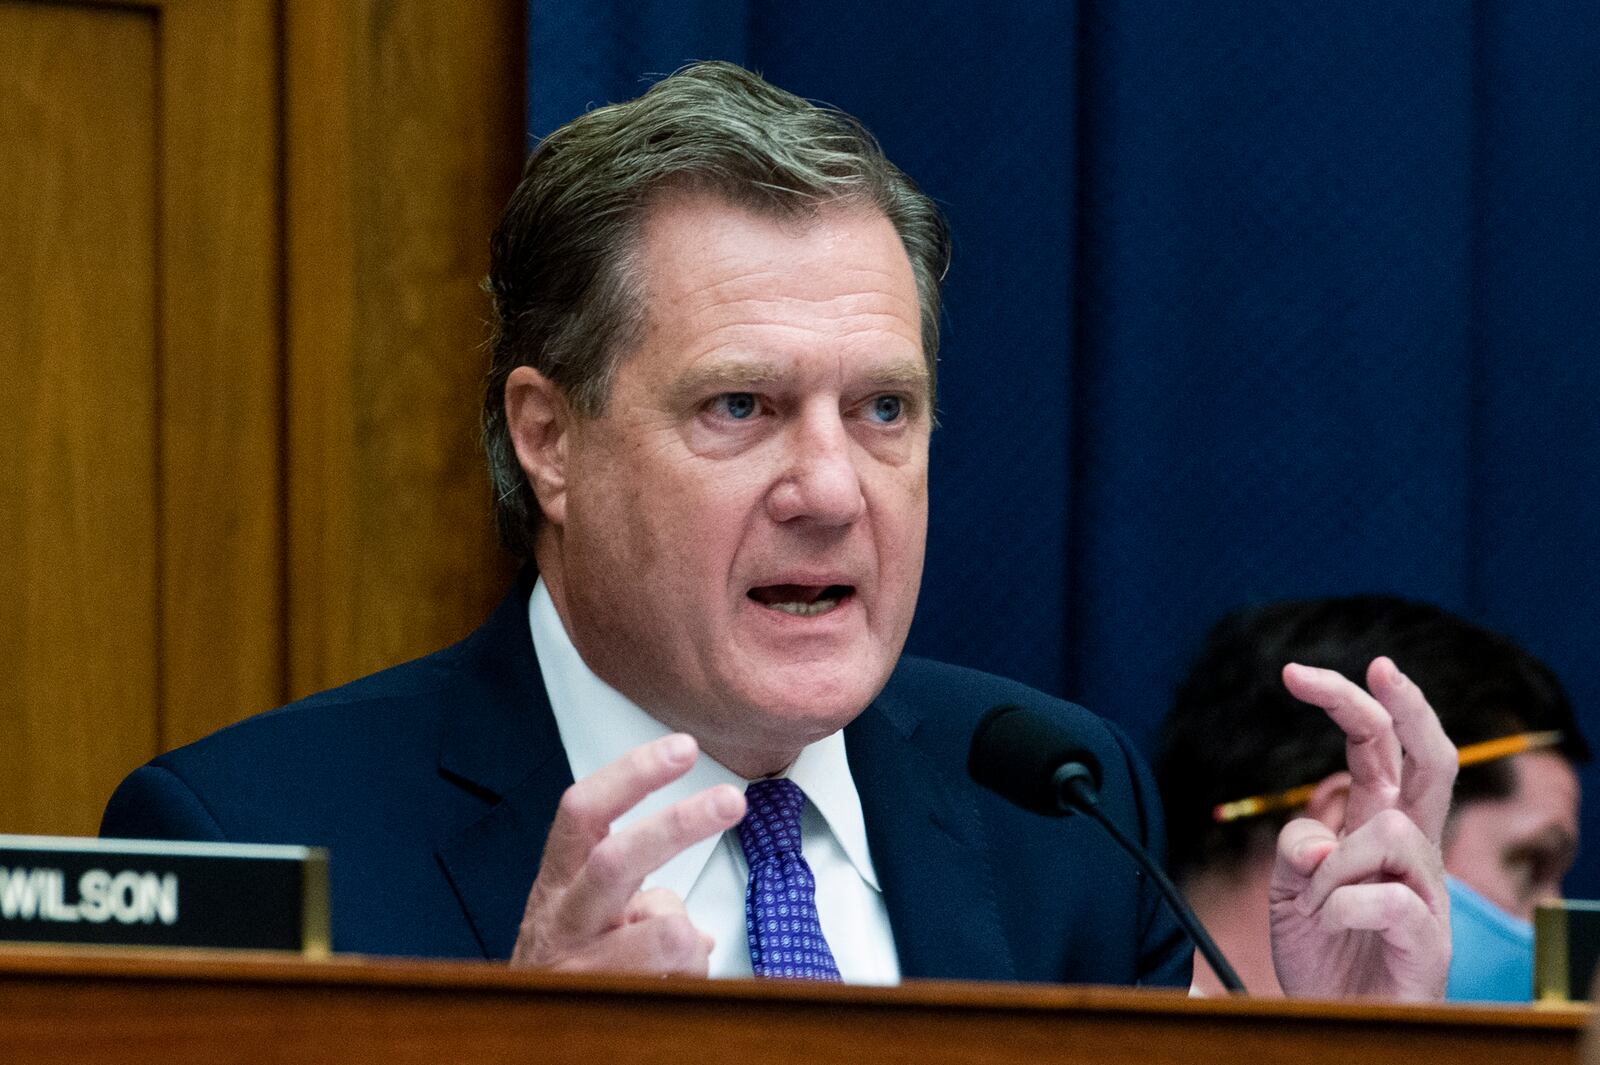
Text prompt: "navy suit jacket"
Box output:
[[102, 579, 1189, 986]]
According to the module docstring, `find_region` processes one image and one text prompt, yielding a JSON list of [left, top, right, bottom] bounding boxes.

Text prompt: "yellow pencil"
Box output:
[[1211, 730, 1564, 824]]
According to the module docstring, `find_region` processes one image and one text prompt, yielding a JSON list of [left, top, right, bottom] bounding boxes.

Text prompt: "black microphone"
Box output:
[[968, 704, 1247, 994]]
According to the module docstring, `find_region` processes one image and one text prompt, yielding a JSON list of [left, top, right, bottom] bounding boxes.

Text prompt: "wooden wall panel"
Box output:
[[1, 0, 523, 837], [156, 0, 283, 749], [0, 2, 161, 835], [286, 0, 522, 698], [0, 0, 280, 832]]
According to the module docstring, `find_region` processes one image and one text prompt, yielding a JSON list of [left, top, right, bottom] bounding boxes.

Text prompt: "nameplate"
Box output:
[[0, 835, 328, 954], [1535, 898, 1600, 1002]]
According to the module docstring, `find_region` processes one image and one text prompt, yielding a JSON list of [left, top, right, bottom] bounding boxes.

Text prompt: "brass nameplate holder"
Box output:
[[1534, 898, 1600, 1002]]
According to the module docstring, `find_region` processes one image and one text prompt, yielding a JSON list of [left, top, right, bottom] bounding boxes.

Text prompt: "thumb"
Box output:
[[1276, 817, 1338, 880]]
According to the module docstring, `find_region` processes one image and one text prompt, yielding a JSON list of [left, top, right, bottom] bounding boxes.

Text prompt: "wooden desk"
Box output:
[[0, 948, 1586, 1065]]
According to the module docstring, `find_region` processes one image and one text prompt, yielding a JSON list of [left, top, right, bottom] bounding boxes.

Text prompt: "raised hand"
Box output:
[[1268, 656, 1456, 1000], [510, 733, 747, 974]]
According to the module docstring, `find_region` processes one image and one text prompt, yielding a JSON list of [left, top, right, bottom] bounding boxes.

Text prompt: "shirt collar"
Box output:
[[527, 577, 881, 896]]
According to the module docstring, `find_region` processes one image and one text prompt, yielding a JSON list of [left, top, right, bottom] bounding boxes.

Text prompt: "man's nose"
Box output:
[[765, 408, 867, 527]]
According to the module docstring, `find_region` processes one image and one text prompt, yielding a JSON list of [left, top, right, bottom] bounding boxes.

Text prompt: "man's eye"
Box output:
[[868, 395, 904, 423], [714, 393, 759, 420]]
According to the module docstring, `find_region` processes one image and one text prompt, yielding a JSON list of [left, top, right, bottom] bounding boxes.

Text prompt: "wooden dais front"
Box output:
[[0, 948, 1586, 1065]]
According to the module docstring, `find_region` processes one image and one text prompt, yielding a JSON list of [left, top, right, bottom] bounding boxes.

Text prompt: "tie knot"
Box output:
[[738, 778, 807, 862]]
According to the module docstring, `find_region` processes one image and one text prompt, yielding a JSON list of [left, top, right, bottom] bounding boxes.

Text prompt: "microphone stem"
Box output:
[[1064, 779, 1248, 995]]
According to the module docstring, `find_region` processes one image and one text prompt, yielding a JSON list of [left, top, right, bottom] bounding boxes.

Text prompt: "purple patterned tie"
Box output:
[[737, 778, 842, 981]]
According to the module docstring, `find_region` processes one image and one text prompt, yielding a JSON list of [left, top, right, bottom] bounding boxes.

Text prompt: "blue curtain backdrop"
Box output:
[[527, 2, 1600, 893]]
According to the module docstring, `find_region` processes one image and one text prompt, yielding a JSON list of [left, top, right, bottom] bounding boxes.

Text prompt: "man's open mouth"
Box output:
[[747, 584, 855, 618]]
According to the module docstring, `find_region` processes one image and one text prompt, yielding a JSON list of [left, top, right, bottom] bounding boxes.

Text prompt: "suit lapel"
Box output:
[[846, 698, 1016, 982], [435, 761, 571, 959], [431, 576, 576, 960]]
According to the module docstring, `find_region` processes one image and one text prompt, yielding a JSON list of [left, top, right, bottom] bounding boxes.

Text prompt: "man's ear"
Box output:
[[1305, 771, 1351, 834], [504, 365, 572, 527]]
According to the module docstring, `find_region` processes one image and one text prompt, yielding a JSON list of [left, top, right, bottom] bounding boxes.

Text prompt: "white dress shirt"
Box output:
[[528, 578, 901, 984]]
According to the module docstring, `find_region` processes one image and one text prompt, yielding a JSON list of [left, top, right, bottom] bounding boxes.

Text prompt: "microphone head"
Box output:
[[968, 704, 1103, 817]]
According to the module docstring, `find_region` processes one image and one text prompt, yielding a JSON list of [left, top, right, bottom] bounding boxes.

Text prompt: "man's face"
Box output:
[[541, 194, 930, 777], [1443, 750, 1581, 922]]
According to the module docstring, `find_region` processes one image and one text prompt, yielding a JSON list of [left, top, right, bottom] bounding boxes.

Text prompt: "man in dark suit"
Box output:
[[104, 62, 1454, 997]]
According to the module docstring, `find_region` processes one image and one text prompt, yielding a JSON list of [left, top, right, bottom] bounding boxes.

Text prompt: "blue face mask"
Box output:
[[1445, 874, 1534, 1002]]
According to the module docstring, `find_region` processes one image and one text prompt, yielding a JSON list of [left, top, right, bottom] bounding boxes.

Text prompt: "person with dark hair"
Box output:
[[1157, 595, 1587, 999], [105, 63, 1454, 997]]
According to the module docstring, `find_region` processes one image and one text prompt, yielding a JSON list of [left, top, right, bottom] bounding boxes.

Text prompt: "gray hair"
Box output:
[[481, 60, 951, 556]]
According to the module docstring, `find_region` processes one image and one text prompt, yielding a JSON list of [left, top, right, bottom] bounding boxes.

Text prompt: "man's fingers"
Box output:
[[1367, 657, 1457, 845], [540, 733, 702, 884], [1315, 880, 1450, 1001], [627, 889, 718, 954], [1281, 663, 1401, 832], [624, 886, 686, 924], [1273, 817, 1338, 888], [559, 783, 746, 938], [514, 736, 744, 971], [1317, 882, 1433, 933], [1269, 667, 1456, 1003], [1293, 809, 1447, 917], [549, 911, 714, 977]]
